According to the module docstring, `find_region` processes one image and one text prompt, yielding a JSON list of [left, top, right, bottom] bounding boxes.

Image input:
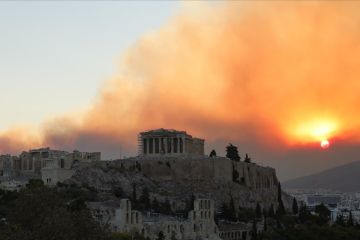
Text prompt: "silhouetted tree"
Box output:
[[139, 187, 151, 210], [113, 186, 125, 198], [160, 199, 172, 215], [244, 153, 251, 163], [152, 198, 160, 212], [221, 202, 229, 220], [209, 150, 217, 157], [170, 231, 177, 240], [268, 204, 275, 218], [135, 161, 142, 171], [349, 211, 354, 226], [232, 164, 240, 183], [226, 144, 241, 162], [156, 231, 165, 240], [229, 197, 237, 221], [26, 179, 44, 189], [298, 203, 310, 223], [131, 183, 137, 203], [292, 197, 298, 215], [262, 208, 268, 218], [251, 219, 258, 240], [263, 217, 267, 232], [276, 183, 285, 217], [335, 214, 346, 226], [256, 203, 262, 219], [221, 199, 237, 222], [186, 194, 195, 211], [1, 186, 104, 240], [315, 203, 330, 224]]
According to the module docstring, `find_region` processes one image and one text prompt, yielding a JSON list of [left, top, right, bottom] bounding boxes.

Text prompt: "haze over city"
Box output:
[[1, 1, 360, 181]]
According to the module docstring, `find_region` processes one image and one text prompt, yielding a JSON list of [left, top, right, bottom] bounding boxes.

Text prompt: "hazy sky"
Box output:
[[0, 1, 178, 130], [2, 2, 360, 181]]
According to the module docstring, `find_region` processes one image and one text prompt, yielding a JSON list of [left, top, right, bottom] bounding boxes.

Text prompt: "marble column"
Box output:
[[147, 138, 150, 154], [157, 137, 161, 154], [183, 137, 186, 153], [153, 138, 156, 154], [177, 138, 181, 153]]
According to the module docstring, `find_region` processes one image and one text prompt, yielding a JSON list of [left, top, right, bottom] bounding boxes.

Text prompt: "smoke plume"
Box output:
[[2, 2, 360, 179]]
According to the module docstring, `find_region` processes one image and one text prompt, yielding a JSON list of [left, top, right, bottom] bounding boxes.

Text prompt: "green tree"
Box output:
[[0, 186, 105, 240], [314, 203, 330, 224], [226, 144, 241, 162], [209, 150, 217, 157], [292, 197, 298, 215], [26, 179, 44, 189]]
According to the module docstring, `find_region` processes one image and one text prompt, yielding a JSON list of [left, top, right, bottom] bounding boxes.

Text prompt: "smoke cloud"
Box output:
[[2, 2, 360, 179]]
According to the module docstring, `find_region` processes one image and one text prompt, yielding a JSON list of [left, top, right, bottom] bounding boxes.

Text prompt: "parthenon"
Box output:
[[138, 129, 204, 156]]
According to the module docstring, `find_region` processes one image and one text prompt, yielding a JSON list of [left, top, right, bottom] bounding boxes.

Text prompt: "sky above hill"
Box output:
[[0, 1, 179, 130], [1, 1, 360, 181]]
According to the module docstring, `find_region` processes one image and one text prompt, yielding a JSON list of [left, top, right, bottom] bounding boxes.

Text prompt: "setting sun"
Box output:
[[320, 139, 330, 149]]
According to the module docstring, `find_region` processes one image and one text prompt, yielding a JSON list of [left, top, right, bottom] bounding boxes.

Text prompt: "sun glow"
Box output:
[[290, 119, 338, 145]]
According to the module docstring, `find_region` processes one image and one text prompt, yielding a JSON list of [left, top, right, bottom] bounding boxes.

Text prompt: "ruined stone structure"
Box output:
[[218, 221, 263, 240], [88, 198, 220, 240], [139, 129, 204, 156], [0, 147, 101, 186]]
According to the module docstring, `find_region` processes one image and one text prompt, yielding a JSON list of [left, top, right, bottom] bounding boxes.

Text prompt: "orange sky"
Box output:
[[1, 2, 360, 180]]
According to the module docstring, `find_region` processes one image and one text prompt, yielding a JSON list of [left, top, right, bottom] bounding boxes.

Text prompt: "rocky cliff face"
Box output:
[[68, 156, 290, 211]]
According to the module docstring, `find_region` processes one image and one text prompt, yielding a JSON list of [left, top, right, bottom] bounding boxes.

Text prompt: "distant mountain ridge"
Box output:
[[283, 161, 360, 192]]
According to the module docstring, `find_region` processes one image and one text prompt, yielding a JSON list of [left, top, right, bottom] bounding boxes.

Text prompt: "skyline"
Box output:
[[1, 2, 360, 181]]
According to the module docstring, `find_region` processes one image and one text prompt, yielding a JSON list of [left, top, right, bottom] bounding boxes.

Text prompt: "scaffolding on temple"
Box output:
[[137, 133, 143, 156]]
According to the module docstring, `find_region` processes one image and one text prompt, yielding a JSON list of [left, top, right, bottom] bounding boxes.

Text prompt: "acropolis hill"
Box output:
[[0, 128, 290, 210], [0, 128, 291, 240], [67, 129, 290, 211]]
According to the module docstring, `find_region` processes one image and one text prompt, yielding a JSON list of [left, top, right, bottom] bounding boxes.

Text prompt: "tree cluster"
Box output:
[[0, 180, 110, 240]]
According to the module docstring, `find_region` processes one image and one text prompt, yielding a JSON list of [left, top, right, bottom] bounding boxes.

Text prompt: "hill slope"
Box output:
[[68, 156, 291, 211], [283, 161, 360, 192]]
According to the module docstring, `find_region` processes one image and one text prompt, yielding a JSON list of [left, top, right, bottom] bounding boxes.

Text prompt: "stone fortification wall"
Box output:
[[71, 156, 286, 211], [112, 156, 277, 191]]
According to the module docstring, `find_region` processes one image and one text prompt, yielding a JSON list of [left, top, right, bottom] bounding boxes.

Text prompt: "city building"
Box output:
[[305, 194, 341, 211], [138, 129, 204, 157]]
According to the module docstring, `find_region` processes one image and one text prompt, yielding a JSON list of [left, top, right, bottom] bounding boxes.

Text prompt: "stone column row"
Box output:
[[143, 137, 185, 154]]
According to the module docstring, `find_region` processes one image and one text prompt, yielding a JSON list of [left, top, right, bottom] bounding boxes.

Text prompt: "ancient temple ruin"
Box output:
[[138, 129, 204, 156]]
